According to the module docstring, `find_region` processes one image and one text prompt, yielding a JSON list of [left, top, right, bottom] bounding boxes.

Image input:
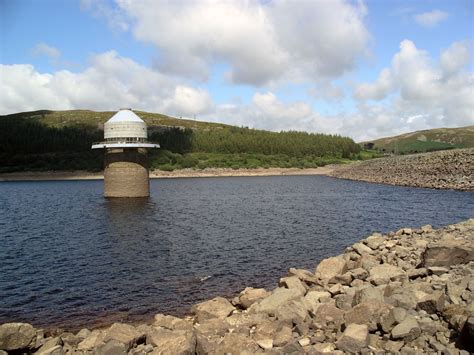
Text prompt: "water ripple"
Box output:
[[0, 176, 473, 330]]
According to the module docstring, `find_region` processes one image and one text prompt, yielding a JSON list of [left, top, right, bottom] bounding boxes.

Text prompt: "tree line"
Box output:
[[1, 116, 360, 172]]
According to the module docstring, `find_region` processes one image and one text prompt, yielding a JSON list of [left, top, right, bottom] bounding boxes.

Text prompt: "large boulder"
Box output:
[[288, 268, 319, 284], [102, 323, 144, 350], [94, 340, 127, 355], [0, 323, 37, 351], [236, 287, 270, 309], [344, 301, 392, 332], [191, 297, 235, 323], [391, 317, 421, 342], [315, 256, 347, 283], [250, 287, 302, 316], [368, 264, 406, 285], [77, 330, 105, 351], [275, 299, 308, 324], [279, 276, 307, 295], [154, 314, 193, 331], [213, 333, 259, 354], [313, 304, 345, 328], [413, 290, 445, 314], [421, 236, 474, 267], [336, 323, 368, 353], [147, 328, 196, 354]]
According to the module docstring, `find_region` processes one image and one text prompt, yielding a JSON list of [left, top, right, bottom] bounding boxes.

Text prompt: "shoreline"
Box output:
[[0, 166, 334, 182], [2, 218, 473, 353]]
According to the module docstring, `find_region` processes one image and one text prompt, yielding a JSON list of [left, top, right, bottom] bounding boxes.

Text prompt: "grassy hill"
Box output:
[[0, 109, 362, 173], [361, 126, 474, 154], [3, 109, 230, 130]]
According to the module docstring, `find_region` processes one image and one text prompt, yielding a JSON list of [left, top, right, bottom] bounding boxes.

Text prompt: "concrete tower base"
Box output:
[[104, 148, 150, 197]]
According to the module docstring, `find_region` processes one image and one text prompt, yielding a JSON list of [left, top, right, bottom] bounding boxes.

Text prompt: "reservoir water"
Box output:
[[1, 175, 473, 330]]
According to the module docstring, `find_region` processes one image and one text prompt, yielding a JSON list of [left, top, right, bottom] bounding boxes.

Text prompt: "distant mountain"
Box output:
[[361, 126, 474, 154]]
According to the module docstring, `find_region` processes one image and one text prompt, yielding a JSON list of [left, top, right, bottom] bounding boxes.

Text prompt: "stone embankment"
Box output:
[[330, 148, 474, 191], [1, 219, 473, 354]]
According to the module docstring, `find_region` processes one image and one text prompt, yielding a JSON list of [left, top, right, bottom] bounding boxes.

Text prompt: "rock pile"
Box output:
[[1, 219, 473, 354], [330, 148, 474, 191]]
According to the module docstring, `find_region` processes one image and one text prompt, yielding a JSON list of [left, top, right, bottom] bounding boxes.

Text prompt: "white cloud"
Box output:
[[32, 42, 61, 60], [112, 0, 369, 85], [0, 51, 213, 117], [80, 0, 129, 32], [354, 68, 393, 100], [440, 41, 471, 75], [352, 39, 474, 139], [414, 10, 448, 28]]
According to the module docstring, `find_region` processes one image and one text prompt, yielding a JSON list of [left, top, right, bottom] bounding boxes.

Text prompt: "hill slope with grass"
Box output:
[[0, 109, 362, 173], [361, 126, 474, 154]]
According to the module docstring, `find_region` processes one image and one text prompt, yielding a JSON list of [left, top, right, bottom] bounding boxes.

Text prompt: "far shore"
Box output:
[[0, 166, 334, 182]]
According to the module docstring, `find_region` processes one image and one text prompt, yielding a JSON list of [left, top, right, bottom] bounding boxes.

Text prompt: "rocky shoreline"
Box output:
[[329, 148, 474, 191], [1, 219, 473, 354]]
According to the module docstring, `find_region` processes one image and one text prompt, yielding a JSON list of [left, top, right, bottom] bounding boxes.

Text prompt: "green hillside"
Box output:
[[361, 126, 474, 154], [0, 109, 361, 173]]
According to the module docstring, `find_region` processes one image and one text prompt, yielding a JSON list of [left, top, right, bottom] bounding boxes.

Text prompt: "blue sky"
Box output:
[[1, 0, 473, 140]]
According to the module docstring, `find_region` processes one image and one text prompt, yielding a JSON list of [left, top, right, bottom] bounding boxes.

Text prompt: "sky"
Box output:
[[1, 0, 473, 141]]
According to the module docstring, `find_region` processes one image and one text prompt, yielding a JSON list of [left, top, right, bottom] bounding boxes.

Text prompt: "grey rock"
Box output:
[[407, 268, 428, 279], [213, 332, 259, 354], [276, 299, 308, 324], [0, 322, 37, 351], [428, 266, 449, 275], [237, 287, 270, 309], [273, 325, 293, 347], [77, 330, 105, 351], [251, 287, 302, 316], [256, 337, 273, 350], [414, 290, 445, 314], [191, 296, 235, 322], [353, 242, 374, 255], [357, 254, 380, 271], [313, 304, 345, 328], [336, 323, 368, 353], [421, 237, 474, 267], [365, 234, 384, 250], [383, 340, 403, 353], [153, 314, 192, 331], [37, 345, 65, 355], [328, 273, 352, 286], [344, 301, 392, 332], [94, 340, 126, 355], [76, 329, 91, 340], [369, 264, 407, 285], [315, 256, 347, 283], [380, 307, 407, 333], [281, 340, 303, 354], [289, 268, 319, 284], [391, 317, 421, 342], [350, 268, 369, 280], [102, 323, 144, 350], [35, 337, 63, 354], [311, 342, 336, 353], [353, 285, 384, 304], [195, 333, 217, 355], [195, 318, 229, 337], [279, 276, 307, 295], [304, 290, 332, 315], [147, 328, 196, 355]]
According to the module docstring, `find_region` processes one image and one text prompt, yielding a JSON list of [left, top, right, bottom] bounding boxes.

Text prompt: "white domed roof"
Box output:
[[107, 108, 144, 123]]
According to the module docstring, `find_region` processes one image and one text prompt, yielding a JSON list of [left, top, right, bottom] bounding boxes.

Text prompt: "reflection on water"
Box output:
[[0, 176, 473, 330]]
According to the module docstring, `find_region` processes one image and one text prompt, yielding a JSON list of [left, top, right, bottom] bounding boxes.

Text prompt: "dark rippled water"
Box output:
[[1, 176, 473, 330]]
